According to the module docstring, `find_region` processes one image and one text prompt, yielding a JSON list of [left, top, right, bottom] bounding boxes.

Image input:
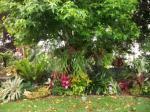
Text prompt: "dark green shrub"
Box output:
[[87, 72, 119, 95], [15, 58, 48, 82]]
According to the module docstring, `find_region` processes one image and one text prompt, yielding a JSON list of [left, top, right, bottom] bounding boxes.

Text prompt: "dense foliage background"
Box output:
[[0, 0, 150, 102], [0, 0, 139, 50]]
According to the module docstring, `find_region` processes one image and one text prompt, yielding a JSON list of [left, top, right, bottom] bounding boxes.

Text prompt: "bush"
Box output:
[[15, 57, 48, 82], [50, 73, 72, 96], [0, 76, 23, 102], [51, 80, 65, 96], [142, 80, 150, 96], [71, 69, 91, 95], [87, 72, 119, 95]]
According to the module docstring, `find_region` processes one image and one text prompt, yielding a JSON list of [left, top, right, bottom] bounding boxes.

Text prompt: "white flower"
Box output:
[[92, 36, 97, 42], [0, 40, 3, 46], [37, 40, 45, 46], [5, 39, 11, 44], [106, 26, 112, 32], [148, 24, 150, 29], [14, 51, 23, 59]]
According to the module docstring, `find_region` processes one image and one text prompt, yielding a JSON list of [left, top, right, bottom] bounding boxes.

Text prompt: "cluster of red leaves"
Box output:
[[50, 71, 71, 89], [118, 74, 145, 94], [118, 80, 129, 92]]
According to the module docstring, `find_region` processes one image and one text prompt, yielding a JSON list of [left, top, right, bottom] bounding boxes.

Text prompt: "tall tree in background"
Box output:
[[133, 0, 150, 52], [0, 0, 140, 68], [134, 0, 150, 41]]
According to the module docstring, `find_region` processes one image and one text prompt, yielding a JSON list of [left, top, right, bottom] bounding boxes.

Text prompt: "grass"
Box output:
[[0, 96, 150, 112]]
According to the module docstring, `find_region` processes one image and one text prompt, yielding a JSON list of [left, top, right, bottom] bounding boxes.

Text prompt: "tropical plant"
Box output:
[[108, 78, 119, 95], [0, 76, 23, 102], [15, 57, 48, 82], [87, 71, 118, 95], [142, 77, 150, 95], [133, 57, 148, 75], [49, 54, 68, 73], [118, 80, 130, 93], [70, 53, 91, 95], [60, 74, 70, 89], [51, 80, 65, 96], [49, 72, 71, 96], [132, 57, 148, 89], [71, 69, 91, 95], [130, 84, 142, 96]]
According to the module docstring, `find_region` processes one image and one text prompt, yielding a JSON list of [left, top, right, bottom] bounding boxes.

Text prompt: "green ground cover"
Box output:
[[0, 96, 150, 112]]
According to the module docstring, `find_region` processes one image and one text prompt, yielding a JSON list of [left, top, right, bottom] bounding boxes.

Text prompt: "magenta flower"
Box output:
[[61, 74, 70, 89]]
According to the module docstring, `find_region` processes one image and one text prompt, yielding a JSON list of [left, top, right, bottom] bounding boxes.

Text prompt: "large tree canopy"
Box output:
[[0, 0, 140, 54]]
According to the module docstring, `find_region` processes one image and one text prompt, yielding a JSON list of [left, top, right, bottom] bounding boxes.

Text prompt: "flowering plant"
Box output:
[[50, 72, 71, 95], [60, 74, 71, 89]]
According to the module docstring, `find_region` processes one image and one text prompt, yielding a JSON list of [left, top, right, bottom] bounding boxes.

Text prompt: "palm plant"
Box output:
[[133, 57, 148, 89], [133, 57, 148, 76]]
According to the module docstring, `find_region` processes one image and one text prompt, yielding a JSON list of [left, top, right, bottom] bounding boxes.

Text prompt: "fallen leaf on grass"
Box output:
[[110, 96, 117, 99], [85, 105, 89, 109], [88, 100, 92, 104], [46, 107, 57, 112], [34, 105, 37, 108]]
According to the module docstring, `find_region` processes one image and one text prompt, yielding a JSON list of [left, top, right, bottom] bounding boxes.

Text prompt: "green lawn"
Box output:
[[0, 96, 150, 112]]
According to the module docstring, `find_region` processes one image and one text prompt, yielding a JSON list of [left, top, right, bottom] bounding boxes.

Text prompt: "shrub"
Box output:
[[69, 53, 91, 95], [0, 50, 14, 67], [50, 73, 72, 96], [87, 72, 119, 95], [15, 57, 48, 82], [71, 69, 91, 95], [51, 80, 65, 96], [0, 76, 23, 102], [142, 79, 150, 96]]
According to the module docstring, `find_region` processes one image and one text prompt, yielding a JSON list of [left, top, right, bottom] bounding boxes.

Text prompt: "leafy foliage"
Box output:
[[0, 76, 23, 102], [0, 0, 139, 52], [70, 53, 91, 95], [134, 0, 150, 41], [0, 0, 145, 97], [15, 57, 48, 82], [133, 57, 148, 74], [87, 72, 118, 95], [71, 69, 91, 95], [0, 50, 14, 67], [51, 80, 66, 96]]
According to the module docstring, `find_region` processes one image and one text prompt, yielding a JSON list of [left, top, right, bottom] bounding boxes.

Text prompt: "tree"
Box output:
[[0, 0, 140, 68], [134, 0, 150, 41], [133, 0, 150, 51]]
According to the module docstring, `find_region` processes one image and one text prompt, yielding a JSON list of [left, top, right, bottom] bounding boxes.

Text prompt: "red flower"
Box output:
[[60, 74, 70, 89]]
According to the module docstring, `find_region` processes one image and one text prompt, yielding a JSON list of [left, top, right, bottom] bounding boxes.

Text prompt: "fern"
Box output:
[[15, 58, 47, 82]]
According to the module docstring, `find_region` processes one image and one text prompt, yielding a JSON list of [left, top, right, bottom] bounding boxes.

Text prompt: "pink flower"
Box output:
[[61, 74, 70, 89]]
